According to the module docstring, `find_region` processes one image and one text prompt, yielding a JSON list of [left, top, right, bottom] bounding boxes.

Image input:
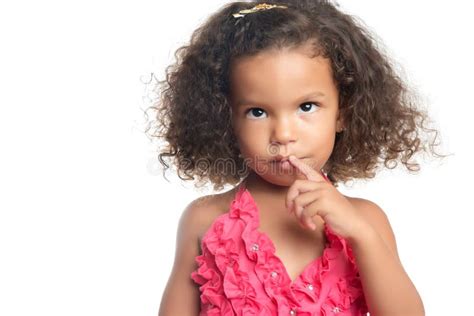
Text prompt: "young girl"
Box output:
[[149, 1, 444, 315]]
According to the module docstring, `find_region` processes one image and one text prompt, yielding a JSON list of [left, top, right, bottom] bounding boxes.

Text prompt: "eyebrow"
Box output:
[[235, 91, 326, 107]]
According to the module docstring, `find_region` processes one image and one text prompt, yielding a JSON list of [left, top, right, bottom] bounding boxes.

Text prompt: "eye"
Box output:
[[244, 102, 320, 119], [298, 102, 319, 113], [245, 108, 267, 119]]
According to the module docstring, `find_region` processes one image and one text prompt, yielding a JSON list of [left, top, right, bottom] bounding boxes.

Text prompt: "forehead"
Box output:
[[229, 46, 337, 105]]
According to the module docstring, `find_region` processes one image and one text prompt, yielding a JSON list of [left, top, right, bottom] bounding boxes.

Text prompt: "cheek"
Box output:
[[302, 125, 337, 164], [238, 135, 264, 157], [234, 120, 266, 147], [301, 118, 335, 141], [235, 131, 270, 167]]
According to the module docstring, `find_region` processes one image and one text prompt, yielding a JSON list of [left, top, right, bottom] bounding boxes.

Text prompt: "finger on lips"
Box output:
[[288, 155, 324, 182]]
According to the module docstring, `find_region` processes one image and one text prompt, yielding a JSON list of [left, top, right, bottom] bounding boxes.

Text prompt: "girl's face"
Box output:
[[229, 44, 344, 187]]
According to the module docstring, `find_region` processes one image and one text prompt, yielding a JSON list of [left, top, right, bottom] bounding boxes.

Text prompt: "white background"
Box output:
[[0, 1, 472, 315]]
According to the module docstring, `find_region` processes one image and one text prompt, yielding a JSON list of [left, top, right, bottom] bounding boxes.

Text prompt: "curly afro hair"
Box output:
[[144, 0, 448, 191]]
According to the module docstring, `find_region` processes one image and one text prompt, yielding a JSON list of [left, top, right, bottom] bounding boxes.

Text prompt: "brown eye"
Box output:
[[245, 108, 267, 119], [299, 102, 319, 113]]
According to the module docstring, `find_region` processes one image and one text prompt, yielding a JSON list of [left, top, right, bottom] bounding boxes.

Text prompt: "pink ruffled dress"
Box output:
[[191, 176, 369, 315]]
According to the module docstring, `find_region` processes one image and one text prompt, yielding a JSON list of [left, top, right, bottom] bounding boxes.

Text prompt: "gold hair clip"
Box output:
[[232, 3, 288, 19]]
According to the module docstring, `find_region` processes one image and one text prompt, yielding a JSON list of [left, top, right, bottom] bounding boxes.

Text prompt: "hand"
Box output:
[[286, 155, 368, 240]]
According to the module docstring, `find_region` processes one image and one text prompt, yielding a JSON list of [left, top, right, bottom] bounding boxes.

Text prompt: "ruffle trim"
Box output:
[[191, 183, 369, 315]]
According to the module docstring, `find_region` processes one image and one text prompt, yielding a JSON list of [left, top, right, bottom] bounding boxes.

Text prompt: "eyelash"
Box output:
[[244, 102, 320, 119]]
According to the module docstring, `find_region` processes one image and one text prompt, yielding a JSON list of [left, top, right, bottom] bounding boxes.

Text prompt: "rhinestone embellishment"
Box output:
[[332, 306, 341, 313], [251, 243, 259, 251], [306, 283, 314, 291], [289, 308, 297, 315], [270, 271, 278, 278]]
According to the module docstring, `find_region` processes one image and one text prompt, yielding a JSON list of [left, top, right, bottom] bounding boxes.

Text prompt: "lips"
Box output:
[[271, 155, 290, 162]]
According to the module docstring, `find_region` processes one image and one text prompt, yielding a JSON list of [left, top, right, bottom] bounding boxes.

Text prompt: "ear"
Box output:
[[336, 110, 345, 133]]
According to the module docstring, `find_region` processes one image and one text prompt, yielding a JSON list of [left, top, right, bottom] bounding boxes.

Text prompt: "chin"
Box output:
[[265, 176, 296, 187], [256, 167, 299, 187]]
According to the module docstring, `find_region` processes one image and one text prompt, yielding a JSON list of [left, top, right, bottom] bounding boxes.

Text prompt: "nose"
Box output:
[[270, 116, 297, 149]]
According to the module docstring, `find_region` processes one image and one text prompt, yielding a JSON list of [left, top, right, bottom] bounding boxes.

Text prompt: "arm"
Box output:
[[348, 199, 425, 316], [158, 199, 206, 316]]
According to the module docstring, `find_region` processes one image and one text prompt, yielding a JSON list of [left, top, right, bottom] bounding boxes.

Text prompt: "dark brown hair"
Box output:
[[144, 0, 449, 191]]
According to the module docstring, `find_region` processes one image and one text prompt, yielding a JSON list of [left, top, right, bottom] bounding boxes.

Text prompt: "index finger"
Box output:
[[288, 155, 324, 182]]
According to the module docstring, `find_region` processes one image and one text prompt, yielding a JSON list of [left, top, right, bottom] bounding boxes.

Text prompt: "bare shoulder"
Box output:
[[182, 187, 238, 242], [158, 188, 236, 315], [344, 195, 401, 263]]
